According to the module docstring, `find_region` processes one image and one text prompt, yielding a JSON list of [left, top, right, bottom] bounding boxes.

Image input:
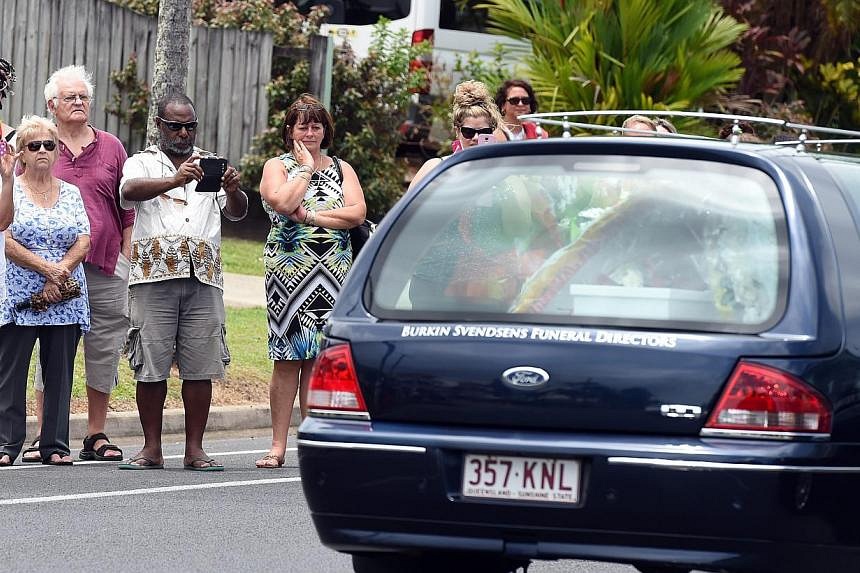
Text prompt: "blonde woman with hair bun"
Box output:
[[408, 80, 506, 191]]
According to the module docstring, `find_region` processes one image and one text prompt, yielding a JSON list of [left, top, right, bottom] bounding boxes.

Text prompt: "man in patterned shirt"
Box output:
[[118, 93, 246, 471]]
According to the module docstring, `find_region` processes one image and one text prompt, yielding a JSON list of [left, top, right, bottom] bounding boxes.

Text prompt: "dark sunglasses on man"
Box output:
[[459, 126, 495, 139], [157, 117, 198, 132], [26, 140, 56, 152], [506, 97, 531, 106]]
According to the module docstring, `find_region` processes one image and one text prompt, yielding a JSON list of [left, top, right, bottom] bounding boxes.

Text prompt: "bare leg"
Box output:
[[85, 386, 122, 459], [130, 381, 167, 465], [182, 379, 219, 468], [257, 360, 301, 467], [298, 358, 316, 420]]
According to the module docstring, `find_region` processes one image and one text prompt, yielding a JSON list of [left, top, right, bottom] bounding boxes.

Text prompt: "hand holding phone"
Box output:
[[476, 133, 496, 146], [197, 157, 229, 192]]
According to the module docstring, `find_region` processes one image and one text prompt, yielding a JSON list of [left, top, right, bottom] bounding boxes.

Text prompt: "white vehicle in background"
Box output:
[[317, 0, 515, 65], [300, 0, 525, 151]]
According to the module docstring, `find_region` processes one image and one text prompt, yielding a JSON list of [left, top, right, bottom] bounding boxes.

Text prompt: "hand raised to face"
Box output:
[[293, 140, 314, 170]]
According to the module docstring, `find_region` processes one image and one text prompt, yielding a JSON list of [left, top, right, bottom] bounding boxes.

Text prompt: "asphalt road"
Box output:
[[0, 432, 681, 573]]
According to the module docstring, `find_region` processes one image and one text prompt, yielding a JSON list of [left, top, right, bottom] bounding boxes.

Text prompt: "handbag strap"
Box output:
[[331, 155, 343, 184]]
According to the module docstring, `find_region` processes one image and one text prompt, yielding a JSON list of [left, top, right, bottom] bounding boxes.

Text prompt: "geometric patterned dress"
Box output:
[[263, 153, 352, 361]]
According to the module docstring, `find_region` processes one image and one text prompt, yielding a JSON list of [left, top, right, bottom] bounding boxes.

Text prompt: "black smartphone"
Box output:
[[197, 157, 229, 192]]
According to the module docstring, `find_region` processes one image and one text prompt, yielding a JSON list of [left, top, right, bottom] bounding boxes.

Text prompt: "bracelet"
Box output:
[[297, 173, 311, 183], [309, 209, 317, 226], [297, 164, 313, 175], [303, 209, 311, 224]]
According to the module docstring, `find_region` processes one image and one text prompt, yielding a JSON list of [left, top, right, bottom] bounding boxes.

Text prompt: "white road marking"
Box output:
[[1, 447, 298, 471], [0, 477, 302, 505]]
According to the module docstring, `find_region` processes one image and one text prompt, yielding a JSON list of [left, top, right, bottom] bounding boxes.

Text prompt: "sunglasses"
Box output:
[[459, 126, 495, 139], [26, 140, 57, 152], [506, 97, 531, 106], [293, 103, 322, 112], [157, 117, 198, 132]]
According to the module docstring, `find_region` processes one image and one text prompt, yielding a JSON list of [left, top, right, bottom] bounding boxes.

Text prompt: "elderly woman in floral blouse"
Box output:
[[0, 115, 90, 466]]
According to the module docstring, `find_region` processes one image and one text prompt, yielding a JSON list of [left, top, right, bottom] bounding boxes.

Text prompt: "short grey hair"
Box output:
[[44, 65, 95, 110]]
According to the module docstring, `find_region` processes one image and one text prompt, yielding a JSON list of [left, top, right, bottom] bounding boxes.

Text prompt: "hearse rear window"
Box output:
[[440, 0, 488, 33], [370, 155, 788, 333]]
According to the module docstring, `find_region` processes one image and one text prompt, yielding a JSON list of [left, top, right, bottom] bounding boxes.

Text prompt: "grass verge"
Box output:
[[26, 306, 272, 414], [221, 236, 265, 276]]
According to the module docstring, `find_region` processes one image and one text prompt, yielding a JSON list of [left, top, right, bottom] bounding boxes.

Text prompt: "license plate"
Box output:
[[462, 454, 581, 504]]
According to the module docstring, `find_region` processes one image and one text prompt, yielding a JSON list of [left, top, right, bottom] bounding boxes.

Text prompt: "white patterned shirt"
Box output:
[[119, 146, 246, 289]]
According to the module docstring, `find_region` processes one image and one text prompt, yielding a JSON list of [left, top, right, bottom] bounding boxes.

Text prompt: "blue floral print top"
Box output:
[[0, 179, 90, 330]]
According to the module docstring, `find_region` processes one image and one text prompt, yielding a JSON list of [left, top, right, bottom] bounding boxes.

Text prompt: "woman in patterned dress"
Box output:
[[0, 115, 90, 466], [255, 95, 366, 468]]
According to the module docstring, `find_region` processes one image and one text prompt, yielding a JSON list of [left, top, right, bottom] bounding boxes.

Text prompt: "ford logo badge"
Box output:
[[502, 366, 550, 388]]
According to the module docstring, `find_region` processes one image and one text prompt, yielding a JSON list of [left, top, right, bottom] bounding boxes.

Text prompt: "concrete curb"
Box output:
[[26, 404, 301, 440]]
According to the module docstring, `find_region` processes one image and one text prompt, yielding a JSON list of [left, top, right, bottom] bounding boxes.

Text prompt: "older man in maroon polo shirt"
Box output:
[[23, 65, 132, 463]]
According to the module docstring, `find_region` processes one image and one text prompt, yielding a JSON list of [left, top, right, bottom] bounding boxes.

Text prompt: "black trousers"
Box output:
[[0, 323, 80, 461]]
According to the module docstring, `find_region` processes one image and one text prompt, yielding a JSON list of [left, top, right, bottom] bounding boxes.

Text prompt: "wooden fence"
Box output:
[[0, 0, 273, 162]]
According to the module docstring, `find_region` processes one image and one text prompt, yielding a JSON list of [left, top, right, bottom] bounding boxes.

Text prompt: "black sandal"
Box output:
[[21, 437, 41, 463], [79, 433, 123, 461]]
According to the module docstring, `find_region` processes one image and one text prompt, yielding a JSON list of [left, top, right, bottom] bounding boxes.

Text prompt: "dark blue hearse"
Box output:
[[298, 114, 860, 573]]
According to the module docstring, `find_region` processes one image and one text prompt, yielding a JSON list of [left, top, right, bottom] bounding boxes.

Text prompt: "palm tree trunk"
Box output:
[[146, 0, 192, 145]]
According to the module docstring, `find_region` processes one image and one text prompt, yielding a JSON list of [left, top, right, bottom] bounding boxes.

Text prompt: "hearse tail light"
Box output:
[[307, 344, 368, 417], [409, 29, 434, 94], [704, 362, 832, 437]]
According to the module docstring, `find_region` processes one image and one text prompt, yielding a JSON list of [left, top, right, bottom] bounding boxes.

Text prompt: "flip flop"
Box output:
[[21, 438, 41, 463], [118, 455, 164, 470], [184, 457, 224, 472]]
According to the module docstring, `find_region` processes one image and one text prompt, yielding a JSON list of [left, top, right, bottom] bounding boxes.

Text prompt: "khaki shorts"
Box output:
[[126, 278, 231, 383]]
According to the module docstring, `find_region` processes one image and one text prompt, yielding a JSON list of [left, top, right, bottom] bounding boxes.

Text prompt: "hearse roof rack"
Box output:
[[518, 110, 860, 150]]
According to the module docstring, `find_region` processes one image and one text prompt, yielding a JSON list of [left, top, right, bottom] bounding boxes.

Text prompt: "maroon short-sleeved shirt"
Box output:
[[54, 127, 134, 275]]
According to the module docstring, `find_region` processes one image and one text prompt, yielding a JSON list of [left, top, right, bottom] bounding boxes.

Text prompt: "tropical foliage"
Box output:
[[476, 0, 747, 125], [721, 0, 860, 130], [111, 0, 329, 43]]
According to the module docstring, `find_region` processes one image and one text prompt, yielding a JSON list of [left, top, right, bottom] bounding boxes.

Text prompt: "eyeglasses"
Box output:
[[157, 117, 198, 132], [56, 94, 91, 104], [506, 97, 531, 106], [25, 140, 57, 152], [459, 126, 495, 139]]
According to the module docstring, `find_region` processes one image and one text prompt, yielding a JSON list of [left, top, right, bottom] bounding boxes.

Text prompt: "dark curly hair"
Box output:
[[0, 58, 16, 110], [495, 79, 538, 116], [718, 121, 756, 140]]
